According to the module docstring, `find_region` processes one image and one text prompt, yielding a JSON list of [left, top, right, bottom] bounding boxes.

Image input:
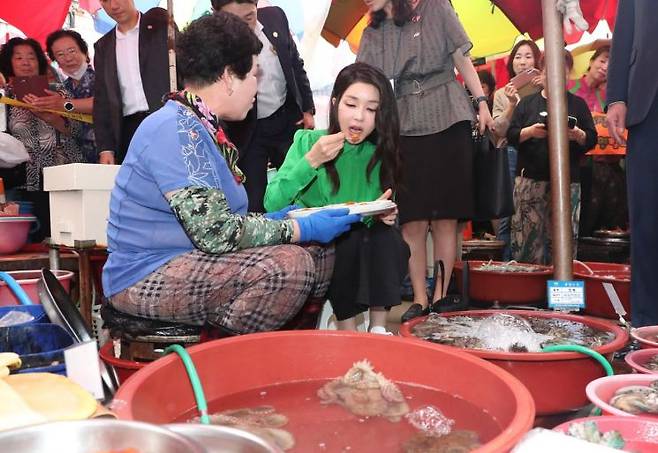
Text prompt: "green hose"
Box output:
[[542, 344, 614, 417], [541, 344, 614, 376], [164, 344, 210, 425]]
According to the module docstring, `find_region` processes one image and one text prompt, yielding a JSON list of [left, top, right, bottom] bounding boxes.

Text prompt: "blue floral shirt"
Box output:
[[64, 65, 97, 163]]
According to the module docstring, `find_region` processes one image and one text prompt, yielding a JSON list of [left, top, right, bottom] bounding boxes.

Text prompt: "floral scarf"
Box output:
[[167, 90, 245, 183]]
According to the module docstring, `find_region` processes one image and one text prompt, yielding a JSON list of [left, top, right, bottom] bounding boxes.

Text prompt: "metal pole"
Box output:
[[167, 0, 177, 92], [541, 0, 573, 280]]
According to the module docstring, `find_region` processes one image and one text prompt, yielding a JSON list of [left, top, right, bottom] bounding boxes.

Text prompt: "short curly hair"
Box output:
[[176, 11, 262, 88], [46, 29, 89, 62], [0, 37, 49, 79]]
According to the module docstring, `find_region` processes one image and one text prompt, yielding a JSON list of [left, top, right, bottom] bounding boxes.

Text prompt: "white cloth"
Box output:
[[115, 14, 149, 116], [255, 21, 287, 119]]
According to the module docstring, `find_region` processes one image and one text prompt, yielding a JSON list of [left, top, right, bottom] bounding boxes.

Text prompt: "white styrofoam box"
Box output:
[[43, 163, 120, 247]]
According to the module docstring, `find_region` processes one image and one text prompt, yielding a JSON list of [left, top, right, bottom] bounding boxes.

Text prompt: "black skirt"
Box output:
[[398, 121, 474, 224], [327, 223, 410, 321]]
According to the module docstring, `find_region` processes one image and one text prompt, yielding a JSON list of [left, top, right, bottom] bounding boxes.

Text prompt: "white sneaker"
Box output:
[[369, 326, 394, 335]]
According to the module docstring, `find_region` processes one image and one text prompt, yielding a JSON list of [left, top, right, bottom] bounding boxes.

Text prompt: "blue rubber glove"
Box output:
[[296, 208, 361, 244], [264, 205, 300, 220]]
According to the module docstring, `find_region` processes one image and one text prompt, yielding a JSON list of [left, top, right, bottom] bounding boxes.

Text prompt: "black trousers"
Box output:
[[627, 96, 658, 326], [239, 102, 300, 213], [328, 223, 410, 321], [118, 111, 150, 164]]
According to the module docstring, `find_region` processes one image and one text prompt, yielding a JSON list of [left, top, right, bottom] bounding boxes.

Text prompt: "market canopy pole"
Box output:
[[167, 0, 177, 92], [542, 0, 573, 280]]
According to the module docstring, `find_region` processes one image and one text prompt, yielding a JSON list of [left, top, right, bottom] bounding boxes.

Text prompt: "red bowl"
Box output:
[[99, 341, 143, 384], [573, 261, 631, 319], [113, 331, 535, 453], [631, 326, 658, 349], [624, 348, 658, 374], [454, 260, 552, 304], [0, 215, 36, 254], [554, 416, 658, 452], [587, 374, 658, 418], [0, 269, 74, 306], [400, 310, 629, 415]]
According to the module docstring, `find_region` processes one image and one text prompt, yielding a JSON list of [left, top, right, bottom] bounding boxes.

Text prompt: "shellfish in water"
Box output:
[[402, 430, 481, 453], [195, 405, 295, 450], [609, 381, 658, 415], [317, 359, 410, 421]]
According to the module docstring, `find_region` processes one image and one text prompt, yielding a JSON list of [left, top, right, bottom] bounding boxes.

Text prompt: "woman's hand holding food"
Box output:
[[305, 132, 345, 168]]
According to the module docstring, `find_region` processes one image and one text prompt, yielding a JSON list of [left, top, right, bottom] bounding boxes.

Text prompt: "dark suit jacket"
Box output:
[[93, 8, 172, 154], [607, 0, 658, 127], [227, 6, 315, 152]]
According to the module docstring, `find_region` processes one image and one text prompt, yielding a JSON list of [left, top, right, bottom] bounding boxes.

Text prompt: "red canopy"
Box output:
[[0, 1, 73, 46]]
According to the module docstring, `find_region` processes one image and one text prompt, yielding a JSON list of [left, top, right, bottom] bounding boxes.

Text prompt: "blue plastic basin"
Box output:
[[0, 323, 73, 375], [0, 305, 48, 327]]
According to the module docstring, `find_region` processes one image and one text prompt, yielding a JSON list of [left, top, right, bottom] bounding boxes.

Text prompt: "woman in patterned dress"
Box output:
[[103, 13, 360, 334], [0, 37, 83, 241]]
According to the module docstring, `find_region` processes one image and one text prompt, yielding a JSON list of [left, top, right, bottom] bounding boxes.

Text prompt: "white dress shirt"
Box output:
[[255, 21, 288, 119], [115, 14, 150, 116]]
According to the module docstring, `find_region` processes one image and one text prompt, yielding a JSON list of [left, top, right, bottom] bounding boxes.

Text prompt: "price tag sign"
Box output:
[[547, 280, 585, 311]]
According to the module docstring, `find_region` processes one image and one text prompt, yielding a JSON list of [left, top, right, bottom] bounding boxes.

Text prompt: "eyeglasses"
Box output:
[[54, 48, 79, 59]]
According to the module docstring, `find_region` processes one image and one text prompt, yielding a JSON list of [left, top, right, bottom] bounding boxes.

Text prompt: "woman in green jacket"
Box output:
[[265, 63, 409, 334]]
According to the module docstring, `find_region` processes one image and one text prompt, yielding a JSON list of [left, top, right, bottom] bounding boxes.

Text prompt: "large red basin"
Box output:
[[624, 348, 658, 374], [573, 261, 631, 319], [113, 331, 535, 453], [553, 416, 658, 452], [454, 260, 552, 305], [400, 310, 629, 415]]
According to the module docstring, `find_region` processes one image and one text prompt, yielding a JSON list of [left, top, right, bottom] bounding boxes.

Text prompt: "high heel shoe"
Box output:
[[429, 260, 469, 314], [400, 303, 430, 323]]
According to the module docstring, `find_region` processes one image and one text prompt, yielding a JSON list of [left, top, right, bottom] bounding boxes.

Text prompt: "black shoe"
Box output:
[[401, 303, 430, 323], [430, 295, 469, 313]]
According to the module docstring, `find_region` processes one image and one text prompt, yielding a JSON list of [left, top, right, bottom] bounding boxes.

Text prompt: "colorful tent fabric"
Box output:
[[0, 1, 72, 45], [323, 0, 618, 59]]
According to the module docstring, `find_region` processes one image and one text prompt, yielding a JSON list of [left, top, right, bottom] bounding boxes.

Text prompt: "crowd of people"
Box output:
[[0, 0, 652, 330]]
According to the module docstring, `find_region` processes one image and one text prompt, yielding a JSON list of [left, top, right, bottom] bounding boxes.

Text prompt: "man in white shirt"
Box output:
[[94, 0, 174, 164], [212, 0, 315, 212]]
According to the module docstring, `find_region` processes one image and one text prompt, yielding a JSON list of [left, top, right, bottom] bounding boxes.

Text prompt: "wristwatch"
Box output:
[[63, 100, 74, 112], [475, 96, 489, 106]]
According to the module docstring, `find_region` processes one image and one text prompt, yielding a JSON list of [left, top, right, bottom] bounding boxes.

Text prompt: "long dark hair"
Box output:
[[369, 0, 413, 28], [506, 39, 542, 79], [326, 62, 400, 194], [0, 37, 49, 78]]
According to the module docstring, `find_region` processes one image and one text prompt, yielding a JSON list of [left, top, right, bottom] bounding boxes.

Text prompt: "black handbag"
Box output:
[[472, 131, 514, 221]]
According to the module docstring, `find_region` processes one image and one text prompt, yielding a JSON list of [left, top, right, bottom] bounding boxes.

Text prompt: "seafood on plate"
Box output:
[[317, 359, 409, 421]]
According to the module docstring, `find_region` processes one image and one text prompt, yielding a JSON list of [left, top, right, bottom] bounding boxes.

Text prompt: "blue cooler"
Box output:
[[0, 323, 73, 375], [0, 305, 48, 327]]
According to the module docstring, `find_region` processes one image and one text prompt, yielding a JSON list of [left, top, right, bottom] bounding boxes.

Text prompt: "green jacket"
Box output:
[[264, 129, 384, 225]]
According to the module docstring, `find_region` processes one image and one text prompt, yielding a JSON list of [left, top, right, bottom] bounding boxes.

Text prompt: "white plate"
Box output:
[[287, 200, 397, 218]]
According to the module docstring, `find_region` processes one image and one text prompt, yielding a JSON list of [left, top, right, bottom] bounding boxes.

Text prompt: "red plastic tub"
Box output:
[[631, 326, 658, 349], [454, 260, 552, 305], [0, 215, 36, 254], [400, 310, 629, 415], [113, 331, 535, 453], [99, 341, 143, 384], [624, 348, 658, 374], [587, 374, 658, 418], [0, 270, 74, 306], [573, 261, 631, 319], [553, 416, 658, 452]]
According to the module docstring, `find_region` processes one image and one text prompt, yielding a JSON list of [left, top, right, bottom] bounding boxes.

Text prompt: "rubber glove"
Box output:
[[264, 205, 300, 220], [296, 208, 361, 243], [556, 0, 588, 33]]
